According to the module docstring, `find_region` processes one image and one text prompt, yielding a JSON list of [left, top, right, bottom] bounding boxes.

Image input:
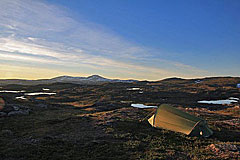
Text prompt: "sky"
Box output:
[[0, 0, 239, 80]]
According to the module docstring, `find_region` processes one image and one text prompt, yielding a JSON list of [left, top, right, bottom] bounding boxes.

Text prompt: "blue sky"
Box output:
[[0, 0, 239, 80]]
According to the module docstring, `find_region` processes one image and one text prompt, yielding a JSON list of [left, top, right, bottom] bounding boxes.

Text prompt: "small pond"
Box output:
[[198, 97, 239, 105], [131, 104, 157, 108]]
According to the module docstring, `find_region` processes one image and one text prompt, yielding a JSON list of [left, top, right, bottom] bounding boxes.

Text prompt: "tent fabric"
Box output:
[[148, 104, 213, 137]]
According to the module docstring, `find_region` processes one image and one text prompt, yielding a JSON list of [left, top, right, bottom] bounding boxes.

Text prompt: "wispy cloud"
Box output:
[[0, 0, 209, 80]]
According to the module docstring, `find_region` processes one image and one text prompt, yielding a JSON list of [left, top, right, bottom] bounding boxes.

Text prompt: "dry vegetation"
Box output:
[[0, 77, 240, 159]]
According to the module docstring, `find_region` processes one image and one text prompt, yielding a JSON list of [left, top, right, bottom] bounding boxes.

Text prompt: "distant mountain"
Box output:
[[148, 76, 240, 86], [52, 75, 112, 82], [160, 77, 185, 82], [0, 75, 137, 85], [1, 75, 239, 86]]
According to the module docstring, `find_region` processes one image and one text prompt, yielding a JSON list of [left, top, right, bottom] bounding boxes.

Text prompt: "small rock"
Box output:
[[13, 105, 20, 111], [21, 136, 39, 145], [209, 143, 239, 152], [208, 143, 240, 159]]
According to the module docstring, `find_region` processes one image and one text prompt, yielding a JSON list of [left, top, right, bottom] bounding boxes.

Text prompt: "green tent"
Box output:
[[148, 104, 213, 137]]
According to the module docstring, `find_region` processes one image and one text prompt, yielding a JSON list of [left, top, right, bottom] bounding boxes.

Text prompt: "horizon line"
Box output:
[[0, 74, 239, 81]]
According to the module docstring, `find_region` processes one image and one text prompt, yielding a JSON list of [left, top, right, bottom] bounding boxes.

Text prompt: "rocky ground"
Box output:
[[0, 77, 240, 159]]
